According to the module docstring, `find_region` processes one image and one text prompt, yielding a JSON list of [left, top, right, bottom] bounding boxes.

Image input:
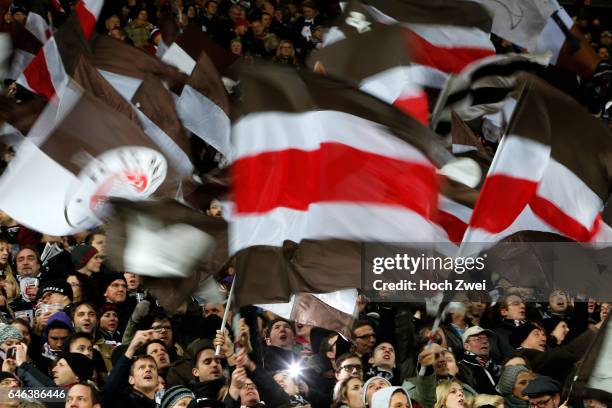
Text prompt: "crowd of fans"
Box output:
[[0, 207, 609, 408], [0, 0, 610, 408]]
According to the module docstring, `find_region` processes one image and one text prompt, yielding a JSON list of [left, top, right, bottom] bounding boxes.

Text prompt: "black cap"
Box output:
[[38, 281, 73, 302], [510, 322, 540, 349], [523, 376, 561, 397], [187, 397, 224, 408], [191, 338, 215, 365]]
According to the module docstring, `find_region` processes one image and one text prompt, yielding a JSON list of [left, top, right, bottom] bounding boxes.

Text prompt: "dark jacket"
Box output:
[[102, 354, 156, 408], [457, 354, 500, 395], [15, 362, 63, 408], [515, 328, 597, 384]]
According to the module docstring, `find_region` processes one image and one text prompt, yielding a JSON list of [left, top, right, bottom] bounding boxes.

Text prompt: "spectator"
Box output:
[[65, 382, 101, 408], [434, 380, 464, 408], [159, 385, 194, 408], [126, 9, 155, 48], [101, 329, 159, 408], [457, 327, 500, 395], [333, 377, 363, 408], [522, 376, 562, 408], [371, 386, 410, 408], [335, 353, 363, 382], [495, 365, 533, 408], [71, 246, 102, 278]]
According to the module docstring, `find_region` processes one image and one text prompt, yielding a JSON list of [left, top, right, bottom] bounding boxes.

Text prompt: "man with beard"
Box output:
[[102, 329, 159, 408], [71, 302, 98, 335]]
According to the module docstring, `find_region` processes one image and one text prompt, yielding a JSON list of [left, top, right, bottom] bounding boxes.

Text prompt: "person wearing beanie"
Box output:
[[38, 280, 73, 307], [496, 365, 534, 408], [52, 352, 94, 385], [371, 386, 411, 408], [160, 385, 195, 408], [362, 376, 391, 407], [0, 323, 23, 354], [99, 272, 131, 334], [97, 303, 122, 344], [541, 318, 570, 348], [510, 322, 547, 351], [9, 4, 27, 25], [71, 245, 102, 277], [189, 338, 225, 400]]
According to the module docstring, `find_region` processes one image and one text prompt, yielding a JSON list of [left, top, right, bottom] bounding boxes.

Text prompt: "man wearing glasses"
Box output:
[[351, 321, 376, 357], [457, 326, 500, 395], [523, 376, 562, 408], [335, 353, 363, 382]]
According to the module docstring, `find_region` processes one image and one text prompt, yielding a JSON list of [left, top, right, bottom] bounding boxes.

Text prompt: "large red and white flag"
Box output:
[[461, 74, 612, 250], [16, 0, 103, 99], [231, 65, 452, 308]]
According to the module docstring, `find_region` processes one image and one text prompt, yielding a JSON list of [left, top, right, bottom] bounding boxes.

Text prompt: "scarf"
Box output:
[[462, 351, 501, 378]]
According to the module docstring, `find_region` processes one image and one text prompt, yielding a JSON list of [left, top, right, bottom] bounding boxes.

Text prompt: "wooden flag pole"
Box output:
[[215, 275, 237, 357]]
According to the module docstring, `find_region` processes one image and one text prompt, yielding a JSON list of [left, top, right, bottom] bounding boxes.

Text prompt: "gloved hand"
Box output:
[[131, 299, 151, 324]]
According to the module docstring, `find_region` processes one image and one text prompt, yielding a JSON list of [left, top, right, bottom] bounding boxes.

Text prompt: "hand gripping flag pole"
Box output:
[[215, 275, 237, 357]]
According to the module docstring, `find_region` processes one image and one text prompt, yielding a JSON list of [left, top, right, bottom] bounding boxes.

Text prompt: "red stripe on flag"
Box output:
[[403, 30, 495, 74], [75, 2, 96, 39], [233, 142, 439, 217], [22, 51, 55, 100], [469, 174, 538, 233], [393, 93, 429, 125], [436, 210, 467, 243], [530, 195, 602, 242]]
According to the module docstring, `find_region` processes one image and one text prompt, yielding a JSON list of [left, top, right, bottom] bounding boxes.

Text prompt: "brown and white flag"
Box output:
[[0, 79, 183, 235], [230, 64, 452, 331], [461, 74, 612, 252]]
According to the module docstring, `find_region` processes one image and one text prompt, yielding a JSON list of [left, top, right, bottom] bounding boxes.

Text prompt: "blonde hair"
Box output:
[[332, 377, 363, 408], [3, 272, 20, 300], [470, 394, 504, 408], [435, 380, 464, 408]]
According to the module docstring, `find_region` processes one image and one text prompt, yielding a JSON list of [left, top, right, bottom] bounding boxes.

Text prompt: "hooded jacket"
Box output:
[[371, 386, 412, 408]]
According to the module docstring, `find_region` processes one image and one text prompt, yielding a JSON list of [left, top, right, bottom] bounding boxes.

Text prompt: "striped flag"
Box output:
[[0, 79, 181, 235], [16, 0, 103, 100], [231, 65, 452, 309], [430, 53, 550, 134], [352, 0, 495, 86], [461, 74, 612, 251], [7, 23, 42, 81], [309, 23, 430, 125]]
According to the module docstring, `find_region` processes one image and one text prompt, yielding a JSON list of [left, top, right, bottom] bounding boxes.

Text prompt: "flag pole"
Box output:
[[215, 275, 237, 357]]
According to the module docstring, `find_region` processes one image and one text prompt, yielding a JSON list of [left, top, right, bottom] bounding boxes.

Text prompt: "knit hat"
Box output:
[[510, 322, 541, 349], [0, 372, 19, 383], [100, 272, 127, 295], [38, 281, 73, 302], [62, 352, 94, 381], [46, 311, 75, 334], [541, 317, 565, 336], [71, 245, 98, 269], [0, 323, 23, 344], [362, 376, 392, 407], [98, 302, 117, 319], [234, 18, 248, 28], [496, 364, 530, 396], [160, 385, 195, 408]]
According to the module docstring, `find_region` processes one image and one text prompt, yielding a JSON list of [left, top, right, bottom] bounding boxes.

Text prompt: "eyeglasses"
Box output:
[[355, 333, 375, 340], [530, 397, 552, 408], [242, 383, 257, 390], [467, 335, 489, 343], [338, 364, 362, 373]]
